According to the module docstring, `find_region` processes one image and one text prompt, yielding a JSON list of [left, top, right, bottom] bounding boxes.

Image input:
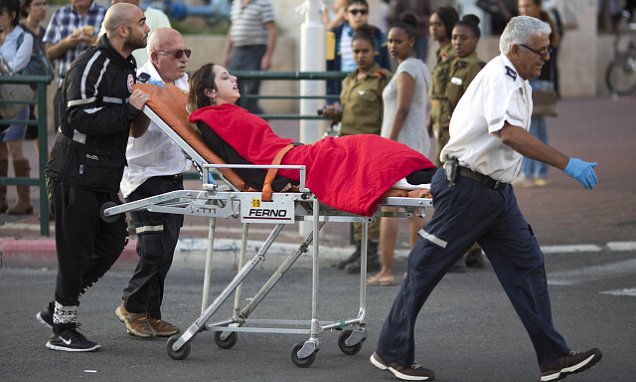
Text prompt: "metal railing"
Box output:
[[0, 75, 50, 236], [232, 70, 347, 120]]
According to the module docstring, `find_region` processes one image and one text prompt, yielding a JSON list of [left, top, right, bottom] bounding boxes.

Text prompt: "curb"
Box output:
[[0, 237, 357, 270], [2, 236, 635, 270]]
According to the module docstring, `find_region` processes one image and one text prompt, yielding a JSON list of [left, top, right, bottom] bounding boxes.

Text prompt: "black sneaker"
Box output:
[[46, 324, 101, 352], [36, 302, 54, 328], [370, 352, 435, 381], [540, 348, 602, 381]]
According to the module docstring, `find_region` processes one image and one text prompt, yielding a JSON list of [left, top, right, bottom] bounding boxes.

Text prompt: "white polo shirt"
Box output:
[[441, 54, 533, 183], [119, 62, 191, 198]]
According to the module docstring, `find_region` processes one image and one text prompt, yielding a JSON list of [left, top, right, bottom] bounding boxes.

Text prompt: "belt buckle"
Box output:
[[493, 180, 501, 189]]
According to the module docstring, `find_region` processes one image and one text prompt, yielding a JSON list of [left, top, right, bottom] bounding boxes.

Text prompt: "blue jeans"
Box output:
[[522, 80, 553, 179]]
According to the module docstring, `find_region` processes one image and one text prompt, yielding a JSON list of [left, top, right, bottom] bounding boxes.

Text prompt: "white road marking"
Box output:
[[548, 259, 636, 286], [600, 288, 636, 297]]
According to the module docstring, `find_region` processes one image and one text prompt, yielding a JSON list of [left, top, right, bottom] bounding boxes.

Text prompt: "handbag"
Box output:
[[18, 25, 54, 85], [531, 89, 558, 117], [0, 82, 35, 120]]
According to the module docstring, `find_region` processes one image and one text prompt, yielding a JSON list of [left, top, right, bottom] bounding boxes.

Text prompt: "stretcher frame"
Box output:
[[103, 98, 433, 367]]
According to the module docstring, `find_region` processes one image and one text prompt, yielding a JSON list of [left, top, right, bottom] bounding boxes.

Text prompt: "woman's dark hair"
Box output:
[[188, 63, 217, 113], [455, 14, 481, 39], [433, 6, 459, 38], [346, 0, 368, 8], [19, 0, 34, 19], [390, 13, 417, 40], [351, 24, 376, 48], [0, 0, 21, 27]]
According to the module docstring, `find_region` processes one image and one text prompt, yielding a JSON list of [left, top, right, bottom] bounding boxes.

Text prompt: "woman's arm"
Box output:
[[11, 32, 33, 73], [388, 71, 415, 141]]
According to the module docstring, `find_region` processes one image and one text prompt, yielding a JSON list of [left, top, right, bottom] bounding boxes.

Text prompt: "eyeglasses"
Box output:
[[156, 49, 192, 59], [519, 44, 552, 59], [348, 9, 368, 16]]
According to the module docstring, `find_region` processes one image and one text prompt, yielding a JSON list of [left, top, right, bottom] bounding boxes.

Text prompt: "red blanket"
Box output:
[[189, 104, 435, 216]]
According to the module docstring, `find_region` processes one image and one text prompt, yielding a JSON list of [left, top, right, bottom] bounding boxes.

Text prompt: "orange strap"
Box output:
[[261, 143, 294, 202]]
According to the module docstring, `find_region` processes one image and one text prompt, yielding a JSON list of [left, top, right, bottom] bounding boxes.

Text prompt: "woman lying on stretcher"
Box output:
[[187, 63, 437, 217]]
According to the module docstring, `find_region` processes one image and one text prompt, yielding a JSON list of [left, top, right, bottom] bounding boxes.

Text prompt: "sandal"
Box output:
[[367, 275, 396, 286]]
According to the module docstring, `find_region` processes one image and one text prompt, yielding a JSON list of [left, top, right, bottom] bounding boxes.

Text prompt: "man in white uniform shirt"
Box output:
[[116, 28, 191, 338], [370, 16, 601, 382]]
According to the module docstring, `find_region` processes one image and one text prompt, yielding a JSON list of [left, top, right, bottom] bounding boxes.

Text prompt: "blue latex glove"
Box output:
[[563, 158, 598, 189]]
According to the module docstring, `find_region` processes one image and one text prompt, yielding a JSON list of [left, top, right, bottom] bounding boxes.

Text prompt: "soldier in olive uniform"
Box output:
[[427, 6, 458, 167], [322, 26, 392, 273], [446, 15, 486, 123], [446, 14, 487, 271]]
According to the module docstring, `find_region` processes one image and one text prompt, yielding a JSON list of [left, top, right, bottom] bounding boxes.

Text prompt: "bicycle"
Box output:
[[606, 11, 636, 96]]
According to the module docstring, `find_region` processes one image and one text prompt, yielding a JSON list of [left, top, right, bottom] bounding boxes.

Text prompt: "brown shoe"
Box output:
[[540, 348, 602, 381], [148, 317, 180, 337], [370, 352, 435, 381], [124, 313, 156, 338], [115, 302, 131, 323]]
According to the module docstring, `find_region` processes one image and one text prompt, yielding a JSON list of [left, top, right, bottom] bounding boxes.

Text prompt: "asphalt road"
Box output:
[[1, 249, 635, 382]]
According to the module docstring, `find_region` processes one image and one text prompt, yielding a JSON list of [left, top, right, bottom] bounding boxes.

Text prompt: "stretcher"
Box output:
[[103, 84, 433, 367]]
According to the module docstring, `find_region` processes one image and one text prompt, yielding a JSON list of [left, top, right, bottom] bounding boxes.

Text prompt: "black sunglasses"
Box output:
[[156, 49, 192, 59], [348, 9, 368, 16]]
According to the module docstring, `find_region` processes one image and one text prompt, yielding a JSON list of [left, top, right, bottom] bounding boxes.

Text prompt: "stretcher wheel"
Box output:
[[214, 330, 237, 349], [337, 330, 363, 355], [166, 335, 191, 360], [290, 342, 316, 368], [100, 201, 119, 223]]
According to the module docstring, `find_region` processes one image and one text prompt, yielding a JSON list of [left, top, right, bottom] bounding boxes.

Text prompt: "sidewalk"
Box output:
[[1, 95, 635, 268]]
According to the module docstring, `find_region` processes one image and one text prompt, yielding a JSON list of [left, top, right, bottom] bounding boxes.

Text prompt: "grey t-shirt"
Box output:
[[381, 57, 431, 156]]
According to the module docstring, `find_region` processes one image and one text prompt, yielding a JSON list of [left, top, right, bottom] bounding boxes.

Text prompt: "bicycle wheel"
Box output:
[[606, 52, 636, 96]]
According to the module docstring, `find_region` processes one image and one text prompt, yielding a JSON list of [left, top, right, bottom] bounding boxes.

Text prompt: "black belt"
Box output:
[[458, 167, 507, 190]]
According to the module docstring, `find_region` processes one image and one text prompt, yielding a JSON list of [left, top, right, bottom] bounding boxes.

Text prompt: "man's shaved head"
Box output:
[[103, 2, 139, 35]]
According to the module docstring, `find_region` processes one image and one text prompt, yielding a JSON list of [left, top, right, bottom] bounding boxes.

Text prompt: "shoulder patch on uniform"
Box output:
[[374, 69, 391, 79], [505, 65, 517, 80]]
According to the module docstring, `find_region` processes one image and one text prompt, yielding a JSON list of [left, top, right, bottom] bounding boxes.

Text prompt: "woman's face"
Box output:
[[28, 0, 48, 23], [387, 27, 413, 61], [429, 13, 447, 42], [451, 25, 478, 58], [518, 0, 540, 18], [211, 65, 240, 105], [0, 9, 14, 30], [352, 38, 375, 72]]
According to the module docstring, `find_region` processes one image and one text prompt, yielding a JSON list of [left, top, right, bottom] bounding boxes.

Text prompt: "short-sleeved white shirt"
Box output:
[[441, 54, 532, 183], [119, 62, 191, 198]]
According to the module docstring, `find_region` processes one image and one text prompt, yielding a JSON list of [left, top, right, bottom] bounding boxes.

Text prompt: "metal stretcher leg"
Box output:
[[167, 224, 286, 360], [201, 217, 216, 314]]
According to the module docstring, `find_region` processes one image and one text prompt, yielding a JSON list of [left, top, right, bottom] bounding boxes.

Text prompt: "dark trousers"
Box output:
[[229, 44, 267, 114], [376, 169, 569, 368], [122, 175, 184, 318], [52, 180, 127, 306]]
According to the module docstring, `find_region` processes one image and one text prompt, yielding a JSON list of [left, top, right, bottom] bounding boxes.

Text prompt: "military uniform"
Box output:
[[429, 44, 455, 166], [337, 64, 392, 137], [337, 63, 391, 243], [445, 52, 486, 113]]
